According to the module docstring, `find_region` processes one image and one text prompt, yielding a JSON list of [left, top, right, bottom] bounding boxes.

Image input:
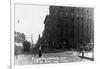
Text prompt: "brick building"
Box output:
[[42, 6, 94, 49]]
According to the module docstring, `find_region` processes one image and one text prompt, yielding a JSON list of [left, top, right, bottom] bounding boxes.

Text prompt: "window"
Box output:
[[77, 8, 79, 11], [60, 7, 63, 8], [70, 9, 74, 18], [71, 13, 74, 17], [71, 9, 74, 11], [76, 14, 79, 19], [66, 24, 68, 28], [66, 12, 68, 17], [60, 11, 63, 17], [81, 14, 84, 19], [89, 16, 92, 20], [82, 9, 84, 12], [76, 14, 79, 17], [86, 8, 89, 12], [57, 25, 60, 28], [86, 15, 88, 18]]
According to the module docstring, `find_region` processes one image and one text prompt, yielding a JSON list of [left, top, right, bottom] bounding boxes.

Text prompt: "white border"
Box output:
[[10, 0, 95, 69]]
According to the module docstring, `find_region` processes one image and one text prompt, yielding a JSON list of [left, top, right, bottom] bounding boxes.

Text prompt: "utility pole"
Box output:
[[31, 34, 34, 47]]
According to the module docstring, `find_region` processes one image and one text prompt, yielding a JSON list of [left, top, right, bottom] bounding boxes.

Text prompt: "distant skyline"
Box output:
[[15, 4, 49, 43]]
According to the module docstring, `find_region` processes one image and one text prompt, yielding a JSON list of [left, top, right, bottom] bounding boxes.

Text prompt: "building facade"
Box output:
[[42, 6, 94, 49]]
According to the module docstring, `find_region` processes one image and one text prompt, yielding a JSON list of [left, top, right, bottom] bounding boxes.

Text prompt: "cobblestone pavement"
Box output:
[[15, 51, 92, 65]]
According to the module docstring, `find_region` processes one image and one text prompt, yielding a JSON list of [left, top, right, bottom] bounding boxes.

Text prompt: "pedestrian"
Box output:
[[15, 44, 18, 59], [82, 49, 85, 58], [39, 45, 42, 58]]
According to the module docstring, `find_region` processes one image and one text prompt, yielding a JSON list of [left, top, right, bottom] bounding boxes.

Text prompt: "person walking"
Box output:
[[82, 49, 85, 58], [39, 45, 42, 58]]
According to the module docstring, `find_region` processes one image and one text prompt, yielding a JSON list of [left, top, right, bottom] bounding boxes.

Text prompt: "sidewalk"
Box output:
[[78, 52, 94, 61]]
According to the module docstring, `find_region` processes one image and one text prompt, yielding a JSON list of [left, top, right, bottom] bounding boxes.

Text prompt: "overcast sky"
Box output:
[[15, 4, 49, 43]]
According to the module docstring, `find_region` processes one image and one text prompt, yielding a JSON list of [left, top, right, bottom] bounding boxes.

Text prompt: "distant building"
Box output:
[[42, 6, 94, 49], [14, 31, 26, 47]]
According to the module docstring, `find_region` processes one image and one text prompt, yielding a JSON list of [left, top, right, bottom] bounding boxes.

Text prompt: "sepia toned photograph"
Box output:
[[14, 3, 94, 65]]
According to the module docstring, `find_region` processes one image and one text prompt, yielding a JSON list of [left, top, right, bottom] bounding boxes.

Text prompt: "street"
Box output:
[[15, 51, 92, 65]]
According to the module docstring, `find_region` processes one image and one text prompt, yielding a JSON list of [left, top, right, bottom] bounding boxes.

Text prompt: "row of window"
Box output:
[[61, 7, 92, 13], [57, 22, 92, 29], [61, 12, 93, 20]]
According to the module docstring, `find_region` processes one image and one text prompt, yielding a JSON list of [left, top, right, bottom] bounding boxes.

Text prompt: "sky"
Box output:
[[15, 4, 49, 43]]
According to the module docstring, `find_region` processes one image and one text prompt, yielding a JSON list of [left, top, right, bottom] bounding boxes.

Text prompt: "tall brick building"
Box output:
[[42, 6, 94, 49]]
